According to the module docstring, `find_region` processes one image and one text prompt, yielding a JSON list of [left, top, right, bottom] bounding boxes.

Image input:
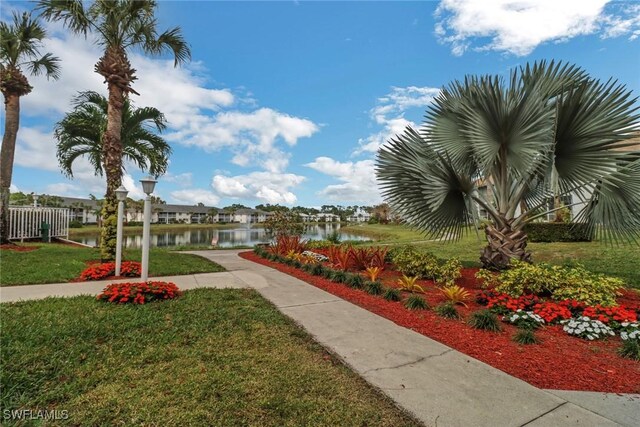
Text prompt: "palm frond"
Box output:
[[37, 0, 91, 36], [24, 52, 61, 79], [377, 126, 475, 240]]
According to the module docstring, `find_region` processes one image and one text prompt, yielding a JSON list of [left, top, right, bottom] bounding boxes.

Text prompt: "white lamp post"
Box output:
[[114, 186, 129, 276], [140, 176, 157, 281], [33, 194, 39, 207]]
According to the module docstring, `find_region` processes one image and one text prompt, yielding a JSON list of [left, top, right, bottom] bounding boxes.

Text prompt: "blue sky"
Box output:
[[5, 0, 640, 207]]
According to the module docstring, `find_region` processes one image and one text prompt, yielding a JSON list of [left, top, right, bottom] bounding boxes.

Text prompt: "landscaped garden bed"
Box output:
[[242, 239, 640, 393]]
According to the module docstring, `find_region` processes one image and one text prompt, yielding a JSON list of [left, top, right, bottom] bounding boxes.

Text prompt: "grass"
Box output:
[[68, 222, 237, 236], [342, 223, 640, 287], [0, 289, 419, 426], [0, 243, 225, 286]]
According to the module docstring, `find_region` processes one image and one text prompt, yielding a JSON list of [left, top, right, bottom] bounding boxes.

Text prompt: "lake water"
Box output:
[[70, 223, 370, 248]]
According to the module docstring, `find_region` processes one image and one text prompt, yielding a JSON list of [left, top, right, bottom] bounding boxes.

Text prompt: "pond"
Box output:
[[70, 223, 371, 248]]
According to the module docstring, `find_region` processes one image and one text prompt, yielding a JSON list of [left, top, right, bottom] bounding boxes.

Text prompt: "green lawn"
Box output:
[[0, 289, 419, 427], [343, 223, 640, 287], [0, 244, 224, 286]]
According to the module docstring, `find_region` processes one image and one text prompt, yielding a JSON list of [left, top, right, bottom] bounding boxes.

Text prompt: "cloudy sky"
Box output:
[[4, 0, 640, 207]]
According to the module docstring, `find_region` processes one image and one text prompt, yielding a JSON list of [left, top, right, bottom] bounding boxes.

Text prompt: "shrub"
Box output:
[[331, 270, 348, 284], [397, 275, 425, 293], [383, 287, 401, 301], [561, 317, 615, 340], [327, 246, 354, 270], [435, 302, 461, 320], [346, 274, 364, 289], [310, 263, 326, 276], [523, 222, 593, 242], [404, 295, 429, 310], [391, 246, 440, 278], [513, 329, 539, 345], [97, 281, 181, 304], [365, 281, 383, 295], [435, 258, 462, 286], [322, 267, 335, 279], [503, 310, 545, 329], [476, 260, 624, 306], [326, 230, 342, 244], [440, 285, 470, 307], [468, 310, 501, 332], [619, 340, 640, 361], [80, 261, 141, 281], [391, 245, 461, 284], [68, 220, 83, 228]]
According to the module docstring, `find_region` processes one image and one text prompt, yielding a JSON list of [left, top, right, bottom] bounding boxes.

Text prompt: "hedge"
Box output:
[[524, 223, 593, 242]]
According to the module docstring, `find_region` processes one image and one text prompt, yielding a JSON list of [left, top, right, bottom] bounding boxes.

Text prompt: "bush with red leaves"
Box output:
[[97, 281, 181, 304], [80, 261, 141, 281]]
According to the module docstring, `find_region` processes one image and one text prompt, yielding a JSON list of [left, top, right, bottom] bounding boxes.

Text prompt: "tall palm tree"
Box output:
[[55, 90, 171, 180], [39, 0, 190, 260], [377, 61, 640, 270], [0, 11, 60, 243]]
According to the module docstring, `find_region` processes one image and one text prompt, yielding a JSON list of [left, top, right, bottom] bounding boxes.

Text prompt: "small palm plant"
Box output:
[[397, 275, 425, 293], [377, 61, 640, 270], [440, 285, 470, 307], [365, 266, 383, 282]]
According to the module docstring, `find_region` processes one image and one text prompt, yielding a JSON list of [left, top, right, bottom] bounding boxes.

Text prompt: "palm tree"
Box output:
[[39, 0, 190, 260], [55, 90, 171, 180], [377, 61, 640, 270], [0, 11, 60, 243]]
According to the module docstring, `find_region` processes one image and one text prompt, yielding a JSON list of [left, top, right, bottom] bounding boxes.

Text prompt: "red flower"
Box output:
[[97, 281, 181, 305]]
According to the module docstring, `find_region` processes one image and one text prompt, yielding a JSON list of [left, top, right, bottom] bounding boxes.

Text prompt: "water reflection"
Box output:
[[71, 223, 370, 248]]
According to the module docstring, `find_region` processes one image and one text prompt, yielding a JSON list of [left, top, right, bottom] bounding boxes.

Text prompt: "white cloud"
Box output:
[[161, 172, 193, 188], [355, 86, 439, 155], [171, 108, 318, 173], [305, 157, 381, 204], [211, 171, 305, 205], [435, 0, 640, 56], [9, 184, 20, 192], [169, 189, 221, 206]]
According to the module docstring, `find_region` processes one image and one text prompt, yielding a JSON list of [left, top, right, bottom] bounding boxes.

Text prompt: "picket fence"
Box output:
[[8, 206, 70, 241]]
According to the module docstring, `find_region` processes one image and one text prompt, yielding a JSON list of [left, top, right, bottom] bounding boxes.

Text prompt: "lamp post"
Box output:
[[33, 194, 39, 207], [114, 186, 129, 276], [140, 176, 157, 281]]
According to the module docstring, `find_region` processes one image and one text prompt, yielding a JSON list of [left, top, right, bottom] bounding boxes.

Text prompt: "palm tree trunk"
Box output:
[[99, 64, 126, 260], [480, 219, 532, 270], [0, 94, 20, 244]]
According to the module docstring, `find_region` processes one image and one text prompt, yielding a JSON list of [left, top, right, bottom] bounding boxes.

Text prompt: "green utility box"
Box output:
[[40, 222, 50, 242]]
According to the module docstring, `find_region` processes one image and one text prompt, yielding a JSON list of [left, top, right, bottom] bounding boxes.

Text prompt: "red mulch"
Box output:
[[240, 251, 640, 393], [0, 244, 39, 252]]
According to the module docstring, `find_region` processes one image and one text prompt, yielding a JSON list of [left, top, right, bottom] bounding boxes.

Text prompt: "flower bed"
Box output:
[[97, 281, 181, 304], [240, 250, 640, 393], [79, 261, 141, 281]]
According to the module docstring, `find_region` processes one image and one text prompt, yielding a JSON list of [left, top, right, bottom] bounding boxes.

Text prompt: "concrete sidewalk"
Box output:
[[2, 249, 638, 426]]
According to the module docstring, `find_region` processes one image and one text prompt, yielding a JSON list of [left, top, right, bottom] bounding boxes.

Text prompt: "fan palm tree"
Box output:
[[38, 0, 190, 260], [0, 11, 60, 243], [377, 61, 640, 270], [55, 90, 171, 181]]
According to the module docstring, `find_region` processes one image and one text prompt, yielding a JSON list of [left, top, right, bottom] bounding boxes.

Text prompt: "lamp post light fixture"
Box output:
[[114, 186, 129, 276], [140, 176, 157, 281]]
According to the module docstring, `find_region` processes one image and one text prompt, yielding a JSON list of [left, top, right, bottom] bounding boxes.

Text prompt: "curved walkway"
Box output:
[[1, 249, 638, 426]]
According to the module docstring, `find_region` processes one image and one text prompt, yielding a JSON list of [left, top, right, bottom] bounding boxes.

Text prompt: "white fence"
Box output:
[[8, 206, 70, 241]]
